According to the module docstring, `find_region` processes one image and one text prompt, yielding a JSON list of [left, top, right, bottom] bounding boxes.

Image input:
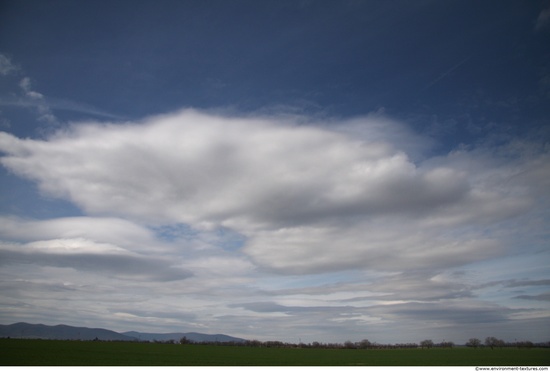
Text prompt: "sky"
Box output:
[[0, 0, 549, 345]]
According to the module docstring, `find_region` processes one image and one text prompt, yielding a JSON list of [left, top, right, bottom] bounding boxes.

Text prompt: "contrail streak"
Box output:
[[421, 56, 471, 92]]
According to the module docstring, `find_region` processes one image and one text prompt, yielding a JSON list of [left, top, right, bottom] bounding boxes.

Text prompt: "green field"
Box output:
[[0, 339, 548, 366]]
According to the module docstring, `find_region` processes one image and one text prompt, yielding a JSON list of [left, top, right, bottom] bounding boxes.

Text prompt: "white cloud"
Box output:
[[0, 216, 161, 254], [0, 109, 502, 228], [0, 109, 544, 276]]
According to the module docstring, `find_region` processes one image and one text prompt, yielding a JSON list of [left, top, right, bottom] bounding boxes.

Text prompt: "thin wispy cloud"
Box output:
[[0, 96, 124, 121], [0, 54, 18, 76], [0, 53, 122, 133], [535, 6, 550, 31], [421, 57, 471, 92], [18, 77, 59, 126]]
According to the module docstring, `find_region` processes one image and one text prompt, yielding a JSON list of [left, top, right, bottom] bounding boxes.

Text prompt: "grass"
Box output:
[[0, 339, 548, 366]]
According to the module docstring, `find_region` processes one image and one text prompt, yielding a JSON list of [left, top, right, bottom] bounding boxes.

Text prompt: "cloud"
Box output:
[[0, 214, 257, 333], [513, 293, 550, 302], [0, 109, 519, 226], [359, 272, 475, 302], [17, 77, 59, 126], [0, 216, 160, 254], [535, 6, 550, 31], [365, 300, 515, 326], [0, 108, 546, 277], [0, 108, 547, 342], [227, 298, 550, 344], [506, 279, 550, 288], [44, 98, 124, 120], [233, 301, 353, 314], [0, 54, 18, 76], [244, 223, 502, 274], [0, 238, 192, 282], [1, 109, 458, 228], [421, 57, 471, 92], [0, 97, 123, 121], [0, 55, 120, 130], [0, 216, 193, 282]]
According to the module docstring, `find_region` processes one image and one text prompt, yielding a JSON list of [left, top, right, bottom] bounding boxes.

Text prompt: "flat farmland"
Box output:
[[0, 339, 548, 366]]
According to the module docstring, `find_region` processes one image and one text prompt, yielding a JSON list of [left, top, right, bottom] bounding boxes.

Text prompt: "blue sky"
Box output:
[[0, 0, 549, 344]]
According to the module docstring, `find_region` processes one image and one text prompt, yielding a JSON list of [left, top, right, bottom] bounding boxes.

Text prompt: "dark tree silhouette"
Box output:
[[466, 338, 481, 348], [420, 339, 434, 349]]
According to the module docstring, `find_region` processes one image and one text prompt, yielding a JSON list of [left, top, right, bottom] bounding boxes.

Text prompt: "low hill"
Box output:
[[0, 322, 135, 341], [0, 322, 247, 344]]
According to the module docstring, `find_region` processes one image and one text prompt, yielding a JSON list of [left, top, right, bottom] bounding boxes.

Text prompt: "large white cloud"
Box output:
[[0, 109, 467, 226], [0, 109, 545, 275]]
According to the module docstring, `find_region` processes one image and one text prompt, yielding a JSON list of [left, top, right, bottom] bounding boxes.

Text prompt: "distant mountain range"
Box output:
[[0, 322, 136, 341], [0, 322, 247, 343]]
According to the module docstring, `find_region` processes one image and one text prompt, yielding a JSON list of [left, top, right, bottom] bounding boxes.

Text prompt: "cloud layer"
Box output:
[[0, 109, 541, 273], [0, 108, 548, 342]]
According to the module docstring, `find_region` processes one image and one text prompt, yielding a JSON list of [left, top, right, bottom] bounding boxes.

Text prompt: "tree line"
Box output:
[[172, 336, 549, 349], [465, 337, 540, 349], [4, 335, 547, 349]]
